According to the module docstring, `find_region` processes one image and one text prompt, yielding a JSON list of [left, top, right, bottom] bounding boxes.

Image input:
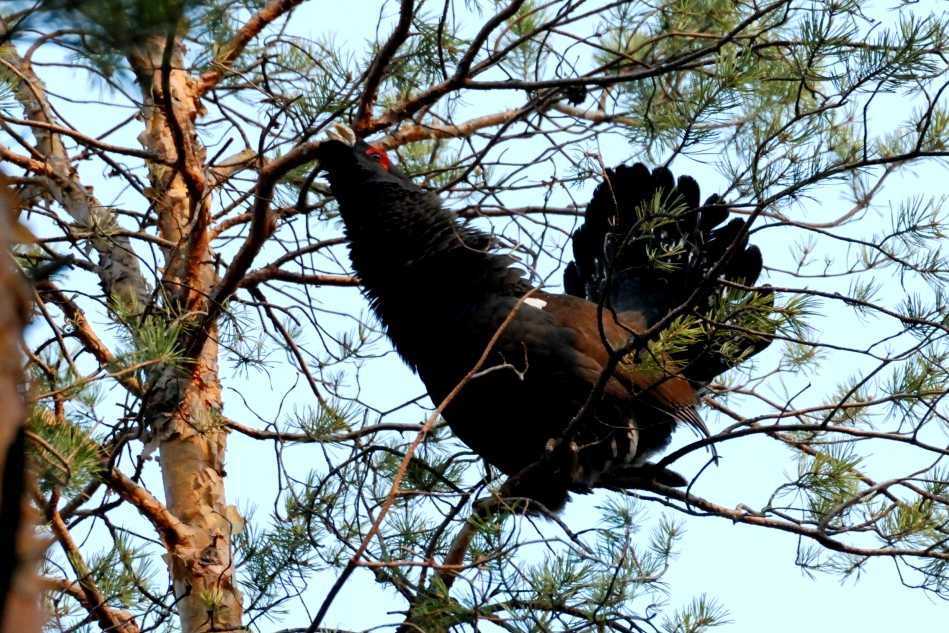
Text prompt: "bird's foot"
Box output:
[[545, 437, 584, 482]]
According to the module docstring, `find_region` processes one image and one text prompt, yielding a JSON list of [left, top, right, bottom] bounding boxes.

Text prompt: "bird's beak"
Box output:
[[326, 122, 356, 146]]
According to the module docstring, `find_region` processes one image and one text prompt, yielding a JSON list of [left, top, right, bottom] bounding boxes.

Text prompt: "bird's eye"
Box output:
[[365, 146, 392, 171]]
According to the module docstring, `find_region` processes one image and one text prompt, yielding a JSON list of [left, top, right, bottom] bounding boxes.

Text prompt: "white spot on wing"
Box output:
[[524, 297, 547, 310]]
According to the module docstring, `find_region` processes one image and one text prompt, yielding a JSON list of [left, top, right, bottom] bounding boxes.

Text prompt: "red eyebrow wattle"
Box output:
[[365, 146, 391, 171]]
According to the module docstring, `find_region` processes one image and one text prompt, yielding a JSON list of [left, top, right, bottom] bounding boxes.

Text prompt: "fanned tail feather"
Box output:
[[564, 163, 775, 390]]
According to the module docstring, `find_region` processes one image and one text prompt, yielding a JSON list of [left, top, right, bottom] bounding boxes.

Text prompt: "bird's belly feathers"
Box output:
[[406, 296, 667, 482]]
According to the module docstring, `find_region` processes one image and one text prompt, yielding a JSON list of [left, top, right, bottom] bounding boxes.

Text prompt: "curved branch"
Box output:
[[636, 482, 949, 562], [184, 139, 323, 359], [378, 109, 523, 149], [354, 0, 416, 132], [198, 0, 306, 96], [362, 0, 529, 134]]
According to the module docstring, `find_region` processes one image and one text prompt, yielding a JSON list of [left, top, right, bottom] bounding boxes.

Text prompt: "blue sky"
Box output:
[[225, 2, 944, 630], [15, 0, 947, 631]]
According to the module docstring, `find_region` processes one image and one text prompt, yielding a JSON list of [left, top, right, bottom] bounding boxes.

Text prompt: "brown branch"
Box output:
[[209, 200, 324, 239], [367, 0, 790, 136], [240, 269, 358, 289], [248, 286, 330, 408], [353, 0, 417, 133], [39, 576, 85, 602], [245, 236, 346, 271], [702, 397, 943, 509], [657, 417, 949, 471], [185, 139, 324, 359], [0, 143, 52, 175], [23, 430, 71, 481], [47, 505, 141, 633], [208, 147, 256, 186], [40, 577, 139, 633], [208, 208, 261, 239], [34, 281, 143, 397], [728, 280, 949, 335], [198, 0, 306, 96], [550, 102, 639, 128], [361, 0, 529, 134], [0, 114, 165, 163], [437, 516, 480, 589], [30, 360, 163, 403], [377, 109, 523, 149], [639, 481, 949, 562], [104, 469, 190, 548], [364, 0, 780, 135], [226, 417, 431, 443]]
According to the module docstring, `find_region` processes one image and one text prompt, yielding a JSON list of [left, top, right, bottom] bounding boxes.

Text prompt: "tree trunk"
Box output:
[[128, 36, 245, 633], [0, 180, 42, 633]]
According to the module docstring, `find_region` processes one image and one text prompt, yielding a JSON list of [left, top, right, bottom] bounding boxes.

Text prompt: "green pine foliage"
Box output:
[[5, 0, 949, 631]]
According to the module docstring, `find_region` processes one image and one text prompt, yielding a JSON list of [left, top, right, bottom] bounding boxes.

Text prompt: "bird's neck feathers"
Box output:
[[329, 168, 530, 367], [337, 182, 523, 289]]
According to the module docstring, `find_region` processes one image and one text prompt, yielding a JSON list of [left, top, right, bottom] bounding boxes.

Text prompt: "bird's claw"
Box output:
[[545, 438, 586, 484], [326, 122, 356, 146]]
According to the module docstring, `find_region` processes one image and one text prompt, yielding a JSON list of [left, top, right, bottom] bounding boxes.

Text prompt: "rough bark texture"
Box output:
[[127, 36, 245, 633], [0, 28, 150, 308], [0, 181, 42, 633]]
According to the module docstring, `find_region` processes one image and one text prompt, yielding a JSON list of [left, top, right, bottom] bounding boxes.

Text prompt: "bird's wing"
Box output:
[[526, 292, 698, 413]]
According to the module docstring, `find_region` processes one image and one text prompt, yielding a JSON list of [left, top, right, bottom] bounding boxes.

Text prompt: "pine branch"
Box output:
[[105, 469, 189, 548], [34, 281, 143, 397], [354, 0, 416, 132], [46, 504, 141, 633], [198, 0, 307, 96]]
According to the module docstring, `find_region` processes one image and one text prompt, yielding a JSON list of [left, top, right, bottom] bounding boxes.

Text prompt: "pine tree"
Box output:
[[1, 1, 947, 631]]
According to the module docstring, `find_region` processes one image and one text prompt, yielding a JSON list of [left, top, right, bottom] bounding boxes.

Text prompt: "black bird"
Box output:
[[314, 126, 773, 510]]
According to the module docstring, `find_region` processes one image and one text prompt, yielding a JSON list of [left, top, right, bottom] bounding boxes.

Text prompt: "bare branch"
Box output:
[[354, 0, 417, 133], [198, 0, 306, 96]]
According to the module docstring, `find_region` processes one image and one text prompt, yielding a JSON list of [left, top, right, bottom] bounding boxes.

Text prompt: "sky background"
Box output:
[[16, 0, 948, 631], [241, 2, 946, 630], [262, 3, 949, 630]]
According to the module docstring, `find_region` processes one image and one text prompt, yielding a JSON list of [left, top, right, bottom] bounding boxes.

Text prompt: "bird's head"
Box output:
[[315, 123, 398, 182], [313, 123, 421, 232]]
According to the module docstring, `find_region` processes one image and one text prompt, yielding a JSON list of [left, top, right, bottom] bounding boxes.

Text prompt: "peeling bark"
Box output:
[[127, 36, 245, 633], [0, 22, 150, 309]]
